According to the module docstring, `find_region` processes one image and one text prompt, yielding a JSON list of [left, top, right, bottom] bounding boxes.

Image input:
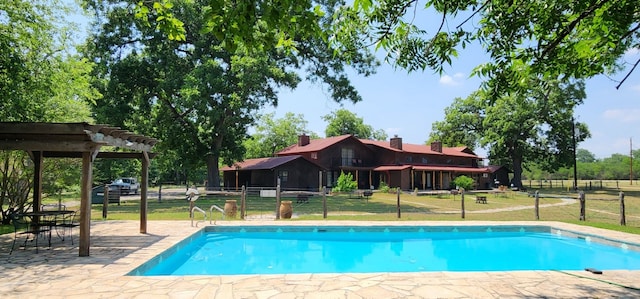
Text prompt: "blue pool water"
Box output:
[[130, 226, 640, 276]]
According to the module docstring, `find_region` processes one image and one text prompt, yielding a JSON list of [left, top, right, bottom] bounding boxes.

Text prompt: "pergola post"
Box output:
[[79, 150, 94, 256], [140, 151, 149, 233], [31, 151, 43, 212]]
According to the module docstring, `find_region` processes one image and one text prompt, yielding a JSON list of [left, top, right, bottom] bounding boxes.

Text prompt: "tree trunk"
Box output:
[[511, 155, 524, 188], [206, 154, 221, 190]]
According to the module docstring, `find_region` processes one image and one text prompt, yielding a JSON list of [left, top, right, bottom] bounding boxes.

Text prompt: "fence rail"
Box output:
[[118, 183, 640, 229]]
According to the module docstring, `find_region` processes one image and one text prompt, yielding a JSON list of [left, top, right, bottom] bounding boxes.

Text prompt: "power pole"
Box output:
[[631, 137, 633, 185]]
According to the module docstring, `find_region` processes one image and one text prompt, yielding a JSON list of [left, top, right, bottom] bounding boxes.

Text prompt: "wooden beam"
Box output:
[[0, 122, 89, 134], [42, 151, 157, 159], [0, 140, 106, 152], [79, 151, 94, 257]]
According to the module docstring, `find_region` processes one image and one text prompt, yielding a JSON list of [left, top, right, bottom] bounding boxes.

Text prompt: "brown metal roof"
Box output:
[[413, 165, 490, 173], [221, 155, 325, 171], [277, 135, 353, 155], [361, 139, 480, 158], [373, 165, 412, 171]]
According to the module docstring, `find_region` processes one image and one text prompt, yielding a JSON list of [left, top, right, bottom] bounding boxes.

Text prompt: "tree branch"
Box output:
[[616, 56, 640, 90], [456, 0, 490, 30], [539, 0, 611, 60]]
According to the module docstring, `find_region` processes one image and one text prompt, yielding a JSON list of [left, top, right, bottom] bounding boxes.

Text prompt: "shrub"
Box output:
[[378, 181, 390, 193], [453, 175, 474, 191], [332, 171, 357, 192]]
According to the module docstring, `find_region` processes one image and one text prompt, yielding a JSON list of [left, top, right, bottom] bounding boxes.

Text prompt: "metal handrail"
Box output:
[[190, 206, 207, 227], [209, 205, 225, 224]]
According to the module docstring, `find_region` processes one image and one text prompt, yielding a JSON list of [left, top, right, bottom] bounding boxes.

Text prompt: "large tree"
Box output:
[[0, 0, 97, 219], [323, 109, 388, 140], [244, 112, 319, 159], [430, 80, 590, 188], [332, 0, 640, 98], [85, 0, 375, 188]]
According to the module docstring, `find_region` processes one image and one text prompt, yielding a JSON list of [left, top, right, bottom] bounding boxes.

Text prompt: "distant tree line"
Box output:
[[523, 149, 640, 181]]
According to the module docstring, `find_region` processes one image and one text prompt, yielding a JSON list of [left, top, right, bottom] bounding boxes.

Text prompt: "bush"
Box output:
[[453, 175, 474, 191], [378, 181, 390, 193], [332, 171, 357, 192]]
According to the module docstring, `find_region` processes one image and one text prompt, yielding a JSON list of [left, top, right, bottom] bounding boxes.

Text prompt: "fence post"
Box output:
[[103, 184, 109, 219], [620, 191, 626, 226], [534, 191, 539, 220], [461, 188, 465, 219], [275, 179, 281, 220], [240, 185, 246, 220], [158, 183, 162, 202], [396, 188, 401, 218], [322, 186, 327, 219], [579, 191, 586, 221]]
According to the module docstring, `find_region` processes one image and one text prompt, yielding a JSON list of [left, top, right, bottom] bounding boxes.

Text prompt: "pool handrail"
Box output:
[[190, 206, 207, 227], [209, 205, 225, 224]]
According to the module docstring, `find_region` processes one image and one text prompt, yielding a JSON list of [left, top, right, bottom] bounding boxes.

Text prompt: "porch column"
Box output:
[[140, 151, 149, 234], [410, 169, 414, 190], [431, 171, 435, 190], [79, 150, 95, 256]]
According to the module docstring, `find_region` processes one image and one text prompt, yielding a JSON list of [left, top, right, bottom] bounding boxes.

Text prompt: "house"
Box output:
[[221, 155, 324, 190], [222, 134, 509, 191]]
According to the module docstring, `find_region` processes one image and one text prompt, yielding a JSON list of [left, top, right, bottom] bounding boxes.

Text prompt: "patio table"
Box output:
[[21, 210, 75, 247]]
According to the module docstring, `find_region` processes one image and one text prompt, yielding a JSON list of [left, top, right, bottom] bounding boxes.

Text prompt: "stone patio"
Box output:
[[1, 220, 640, 298]]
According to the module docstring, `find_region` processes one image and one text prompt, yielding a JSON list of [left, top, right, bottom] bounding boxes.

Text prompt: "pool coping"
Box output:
[[3, 220, 640, 298]]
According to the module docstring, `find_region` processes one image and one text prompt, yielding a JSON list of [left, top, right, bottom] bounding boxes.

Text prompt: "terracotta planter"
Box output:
[[224, 200, 237, 218], [280, 201, 293, 219]]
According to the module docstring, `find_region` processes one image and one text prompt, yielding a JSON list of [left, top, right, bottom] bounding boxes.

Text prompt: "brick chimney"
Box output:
[[431, 141, 442, 153], [390, 135, 402, 150], [298, 134, 310, 146]]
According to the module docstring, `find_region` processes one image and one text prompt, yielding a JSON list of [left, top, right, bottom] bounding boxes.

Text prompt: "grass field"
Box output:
[[4, 180, 640, 235]]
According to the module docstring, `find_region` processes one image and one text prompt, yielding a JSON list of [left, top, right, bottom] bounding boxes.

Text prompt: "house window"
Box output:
[[341, 148, 353, 166], [422, 158, 428, 164], [279, 170, 288, 182], [406, 156, 413, 162], [326, 171, 333, 187], [311, 152, 318, 159]]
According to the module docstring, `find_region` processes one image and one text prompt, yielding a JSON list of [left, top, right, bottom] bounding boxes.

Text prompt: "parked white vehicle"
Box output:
[[111, 177, 140, 195]]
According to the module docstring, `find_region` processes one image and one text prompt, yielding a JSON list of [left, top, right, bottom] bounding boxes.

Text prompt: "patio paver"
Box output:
[[1, 220, 640, 298]]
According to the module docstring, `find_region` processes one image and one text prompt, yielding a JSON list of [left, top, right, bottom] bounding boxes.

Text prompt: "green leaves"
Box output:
[[332, 0, 640, 96], [1, 0, 96, 122], [322, 109, 387, 140]]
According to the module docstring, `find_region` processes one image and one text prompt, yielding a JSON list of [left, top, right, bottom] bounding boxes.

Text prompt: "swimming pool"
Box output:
[[129, 225, 640, 276]]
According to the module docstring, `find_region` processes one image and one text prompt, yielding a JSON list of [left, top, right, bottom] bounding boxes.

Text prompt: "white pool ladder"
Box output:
[[209, 205, 225, 224], [190, 206, 207, 227]]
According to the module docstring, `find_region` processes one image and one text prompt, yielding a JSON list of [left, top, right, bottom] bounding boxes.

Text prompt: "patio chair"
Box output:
[[55, 211, 79, 245], [9, 213, 51, 254]]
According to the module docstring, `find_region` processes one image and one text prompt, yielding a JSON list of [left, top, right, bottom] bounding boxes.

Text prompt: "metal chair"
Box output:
[[9, 213, 51, 254], [55, 211, 79, 245]]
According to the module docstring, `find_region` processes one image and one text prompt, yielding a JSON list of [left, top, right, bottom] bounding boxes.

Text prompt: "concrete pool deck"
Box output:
[[1, 220, 640, 298]]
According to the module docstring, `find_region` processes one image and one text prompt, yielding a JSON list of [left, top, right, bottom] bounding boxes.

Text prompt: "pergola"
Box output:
[[0, 122, 158, 256]]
